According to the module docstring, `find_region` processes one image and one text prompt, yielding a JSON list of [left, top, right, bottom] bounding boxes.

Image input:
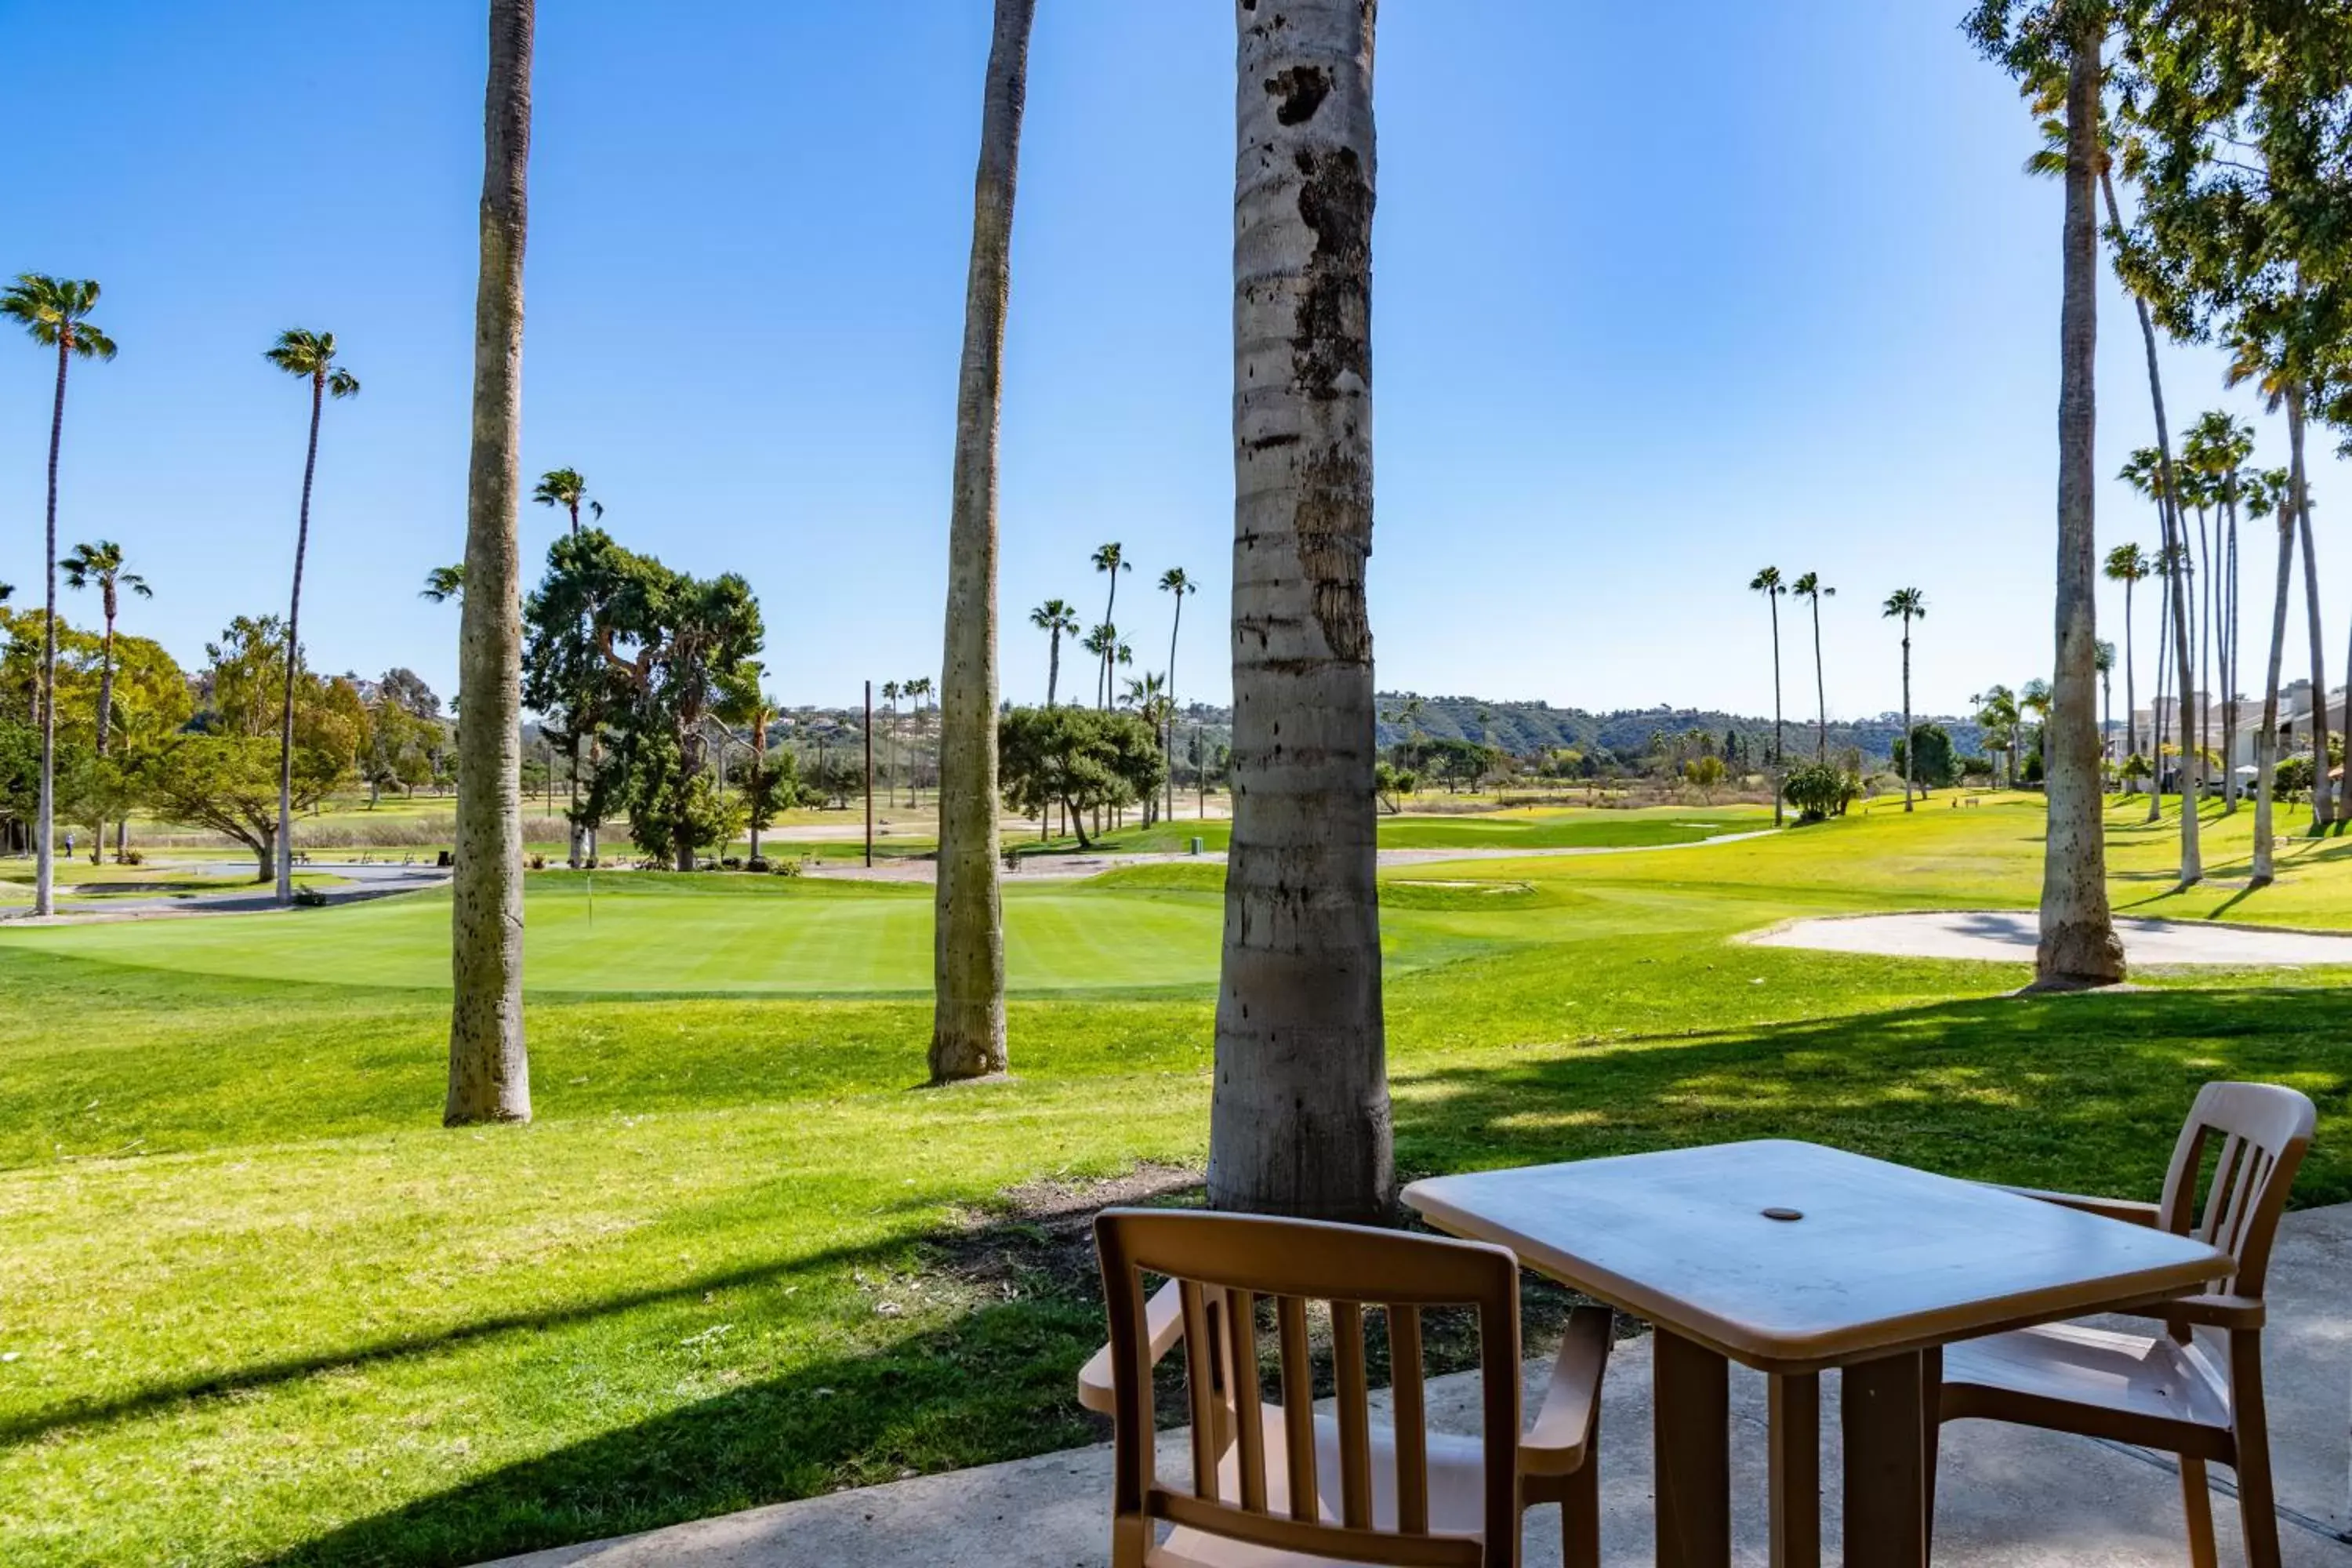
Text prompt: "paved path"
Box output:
[[485, 1205, 2352, 1567], [0, 860, 449, 924], [1751, 909, 2352, 967]]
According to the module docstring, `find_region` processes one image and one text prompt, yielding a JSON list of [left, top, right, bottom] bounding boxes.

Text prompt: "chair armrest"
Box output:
[[1984, 1183, 2161, 1226], [2116, 1292, 2266, 1330], [1077, 1278, 1188, 1415], [1519, 1305, 1613, 1478]]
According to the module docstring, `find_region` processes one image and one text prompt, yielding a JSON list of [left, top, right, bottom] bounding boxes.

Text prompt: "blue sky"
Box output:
[[3, 1, 2332, 723]]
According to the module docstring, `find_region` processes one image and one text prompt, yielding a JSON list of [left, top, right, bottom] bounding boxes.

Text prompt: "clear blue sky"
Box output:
[[3, 1, 2332, 724]]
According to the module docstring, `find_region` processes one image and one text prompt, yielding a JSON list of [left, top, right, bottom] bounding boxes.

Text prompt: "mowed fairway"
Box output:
[[2, 793, 2349, 1568]]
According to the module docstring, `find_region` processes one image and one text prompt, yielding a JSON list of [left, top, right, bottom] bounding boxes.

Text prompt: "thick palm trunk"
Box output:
[[2292, 389, 2333, 831], [930, 0, 1032, 1082], [95, 612, 115, 757], [445, 0, 534, 1127], [34, 337, 68, 918], [1045, 629, 1060, 708], [277, 376, 324, 906], [2150, 564, 2171, 819], [2254, 494, 2296, 884], [1208, 0, 1389, 1221], [2038, 30, 2124, 988]]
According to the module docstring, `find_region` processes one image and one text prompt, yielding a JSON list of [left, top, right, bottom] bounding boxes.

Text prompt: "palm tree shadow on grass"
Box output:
[[256, 987, 2350, 1568]]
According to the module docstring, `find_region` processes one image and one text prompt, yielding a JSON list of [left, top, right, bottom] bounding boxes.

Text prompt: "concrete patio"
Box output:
[[490, 1205, 2352, 1567]]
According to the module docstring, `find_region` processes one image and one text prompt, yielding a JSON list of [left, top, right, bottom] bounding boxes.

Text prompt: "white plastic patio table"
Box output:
[[1400, 1138, 2232, 1568]]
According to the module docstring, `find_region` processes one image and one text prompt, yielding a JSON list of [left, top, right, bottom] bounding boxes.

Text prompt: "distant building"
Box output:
[[2107, 680, 2345, 790]]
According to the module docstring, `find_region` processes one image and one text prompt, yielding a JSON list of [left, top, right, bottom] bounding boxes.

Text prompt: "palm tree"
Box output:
[[2095, 639, 2115, 770], [1791, 572, 1835, 758], [264, 328, 361, 906], [446, 0, 533, 1126], [1882, 589, 1926, 810], [1975, 684, 2021, 789], [1207, 0, 1388, 1222], [2227, 337, 2331, 834], [1159, 566, 1195, 818], [2103, 539, 2149, 773], [1030, 598, 1078, 707], [2024, 13, 2125, 985], [903, 673, 933, 806], [59, 541, 150, 757], [1749, 566, 1788, 826], [1090, 542, 1129, 708], [880, 678, 902, 808], [531, 466, 601, 536], [3, 275, 115, 917], [420, 564, 466, 603], [2252, 465, 2298, 884]]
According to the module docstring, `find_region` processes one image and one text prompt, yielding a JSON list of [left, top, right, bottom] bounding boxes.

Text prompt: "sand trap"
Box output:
[[1749, 910, 2352, 967]]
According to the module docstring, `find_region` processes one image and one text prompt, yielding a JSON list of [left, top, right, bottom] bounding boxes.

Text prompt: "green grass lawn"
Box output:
[[1, 793, 2347, 1567]]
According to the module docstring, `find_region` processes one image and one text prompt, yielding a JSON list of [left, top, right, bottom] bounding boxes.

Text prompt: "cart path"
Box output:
[[1747, 909, 2352, 966]]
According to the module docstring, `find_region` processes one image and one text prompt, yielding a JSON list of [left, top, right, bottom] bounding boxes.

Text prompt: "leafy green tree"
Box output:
[[4, 274, 115, 915], [1781, 760, 1860, 823], [1682, 753, 1726, 801], [523, 528, 637, 864], [147, 618, 367, 879], [1371, 760, 1417, 814], [1892, 724, 1959, 791], [263, 328, 361, 905], [996, 706, 1163, 849]]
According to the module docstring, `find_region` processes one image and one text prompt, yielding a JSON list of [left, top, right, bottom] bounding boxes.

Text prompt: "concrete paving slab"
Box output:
[[485, 1207, 2352, 1567], [1749, 910, 2352, 967]]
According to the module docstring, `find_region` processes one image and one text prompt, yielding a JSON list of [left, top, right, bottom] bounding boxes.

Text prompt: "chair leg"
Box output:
[[1920, 1348, 1942, 1562], [2229, 1331, 2283, 1568], [2178, 1457, 2218, 1568], [1561, 1424, 1602, 1568]]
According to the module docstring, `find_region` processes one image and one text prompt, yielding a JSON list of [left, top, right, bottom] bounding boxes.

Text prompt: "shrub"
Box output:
[[746, 856, 770, 873], [773, 859, 803, 877], [721, 856, 742, 870], [292, 886, 328, 908], [527, 854, 546, 870], [1782, 761, 1860, 823]]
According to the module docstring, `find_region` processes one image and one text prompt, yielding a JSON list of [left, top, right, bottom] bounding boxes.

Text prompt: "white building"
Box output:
[[2106, 681, 2346, 790]]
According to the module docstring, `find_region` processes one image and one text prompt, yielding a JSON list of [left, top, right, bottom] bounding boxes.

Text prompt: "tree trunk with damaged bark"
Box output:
[[1207, 0, 1392, 1221], [929, 0, 1034, 1083], [445, 0, 534, 1126]]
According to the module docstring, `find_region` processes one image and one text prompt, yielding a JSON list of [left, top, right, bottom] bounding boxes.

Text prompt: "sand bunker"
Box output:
[[1748, 910, 2352, 967]]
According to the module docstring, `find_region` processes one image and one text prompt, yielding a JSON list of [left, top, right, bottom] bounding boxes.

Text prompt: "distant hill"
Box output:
[[1360, 693, 1982, 765]]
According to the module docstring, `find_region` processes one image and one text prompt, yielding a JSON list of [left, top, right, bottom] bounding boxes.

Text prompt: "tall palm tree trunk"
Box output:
[[1166, 593, 1184, 819], [2038, 26, 2124, 987], [2254, 487, 2296, 884], [2122, 575, 2136, 780], [446, 0, 534, 1126], [1045, 626, 1061, 708], [1809, 597, 1828, 759], [2151, 571, 2171, 819], [2103, 162, 2196, 872], [1900, 620, 1914, 811], [1769, 598, 1784, 825], [931, 0, 1033, 1082], [2289, 388, 2333, 831], [94, 604, 115, 757], [33, 336, 67, 918], [2223, 496, 2240, 809], [1208, 0, 1389, 1221], [276, 374, 324, 905]]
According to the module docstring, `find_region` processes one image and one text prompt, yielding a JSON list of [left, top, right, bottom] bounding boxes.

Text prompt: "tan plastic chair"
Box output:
[[1939, 1081, 2318, 1568], [1080, 1207, 1611, 1568]]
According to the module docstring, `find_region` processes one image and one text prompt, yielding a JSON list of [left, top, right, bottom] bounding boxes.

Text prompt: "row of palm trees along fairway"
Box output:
[[14, 2, 2352, 1214], [5, 276, 360, 919]]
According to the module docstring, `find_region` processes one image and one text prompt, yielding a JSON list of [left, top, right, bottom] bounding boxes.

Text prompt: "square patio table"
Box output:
[[1401, 1139, 2233, 1568]]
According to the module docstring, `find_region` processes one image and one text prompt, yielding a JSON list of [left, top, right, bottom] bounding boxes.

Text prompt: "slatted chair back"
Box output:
[[1094, 1208, 1524, 1568], [2156, 1081, 2317, 1301]]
